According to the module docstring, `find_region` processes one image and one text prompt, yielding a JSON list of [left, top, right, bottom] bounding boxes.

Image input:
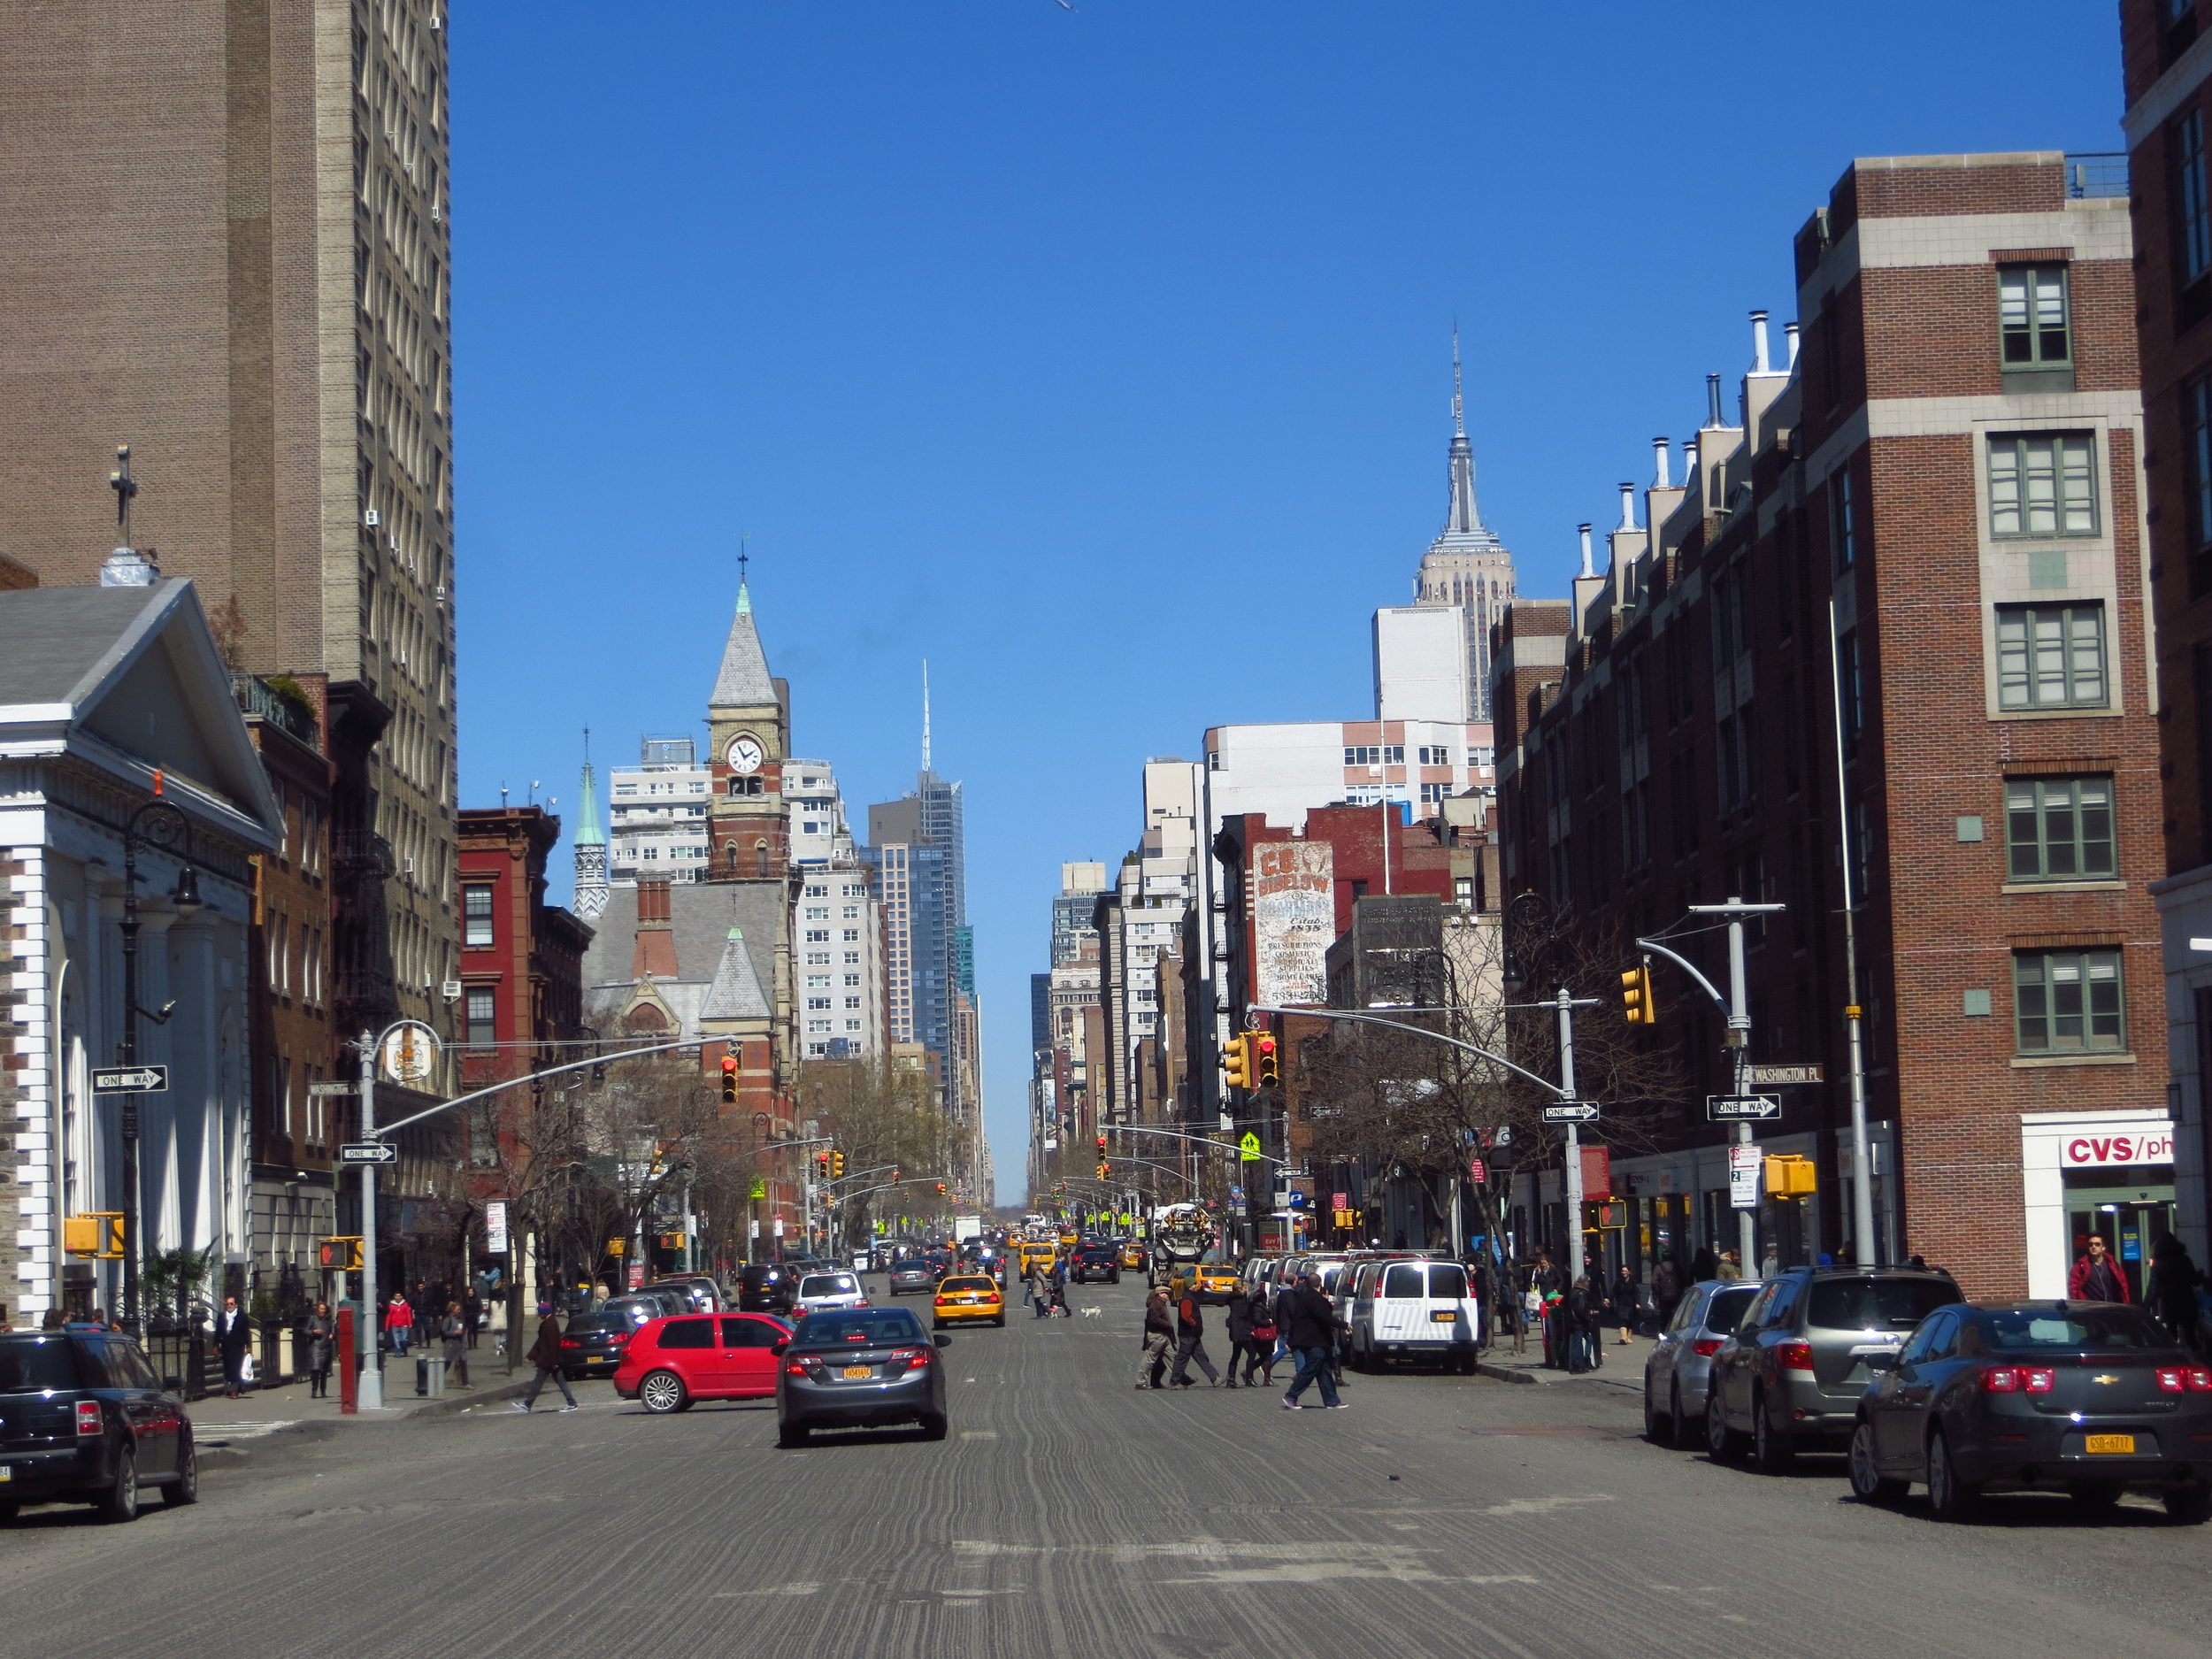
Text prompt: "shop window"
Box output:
[[2013, 949, 2125, 1053]]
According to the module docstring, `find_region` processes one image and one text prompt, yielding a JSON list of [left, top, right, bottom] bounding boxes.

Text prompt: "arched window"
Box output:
[[755, 840, 771, 878], [625, 1002, 667, 1033], [724, 842, 740, 875]]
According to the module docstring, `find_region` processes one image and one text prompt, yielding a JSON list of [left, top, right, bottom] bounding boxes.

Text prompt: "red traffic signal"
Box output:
[[718, 1053, 739, 1102]]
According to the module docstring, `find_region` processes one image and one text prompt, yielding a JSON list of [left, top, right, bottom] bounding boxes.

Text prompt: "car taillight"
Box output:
[[2160, 1367, 2187, 1394], [2189, 1367, 2212, 1393], [786, 1359, 810, 1376], [75, 1401, 103, 1437], [1982, 1366, 2056, 1394], [559, 1337, 580, 1348], [1777, 1340, 1813, 1372], [1690, 1338, 1723, 1357], [887, 1347, 932, 1371]]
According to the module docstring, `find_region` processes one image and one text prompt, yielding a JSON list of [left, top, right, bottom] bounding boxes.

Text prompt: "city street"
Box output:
[[5, 1278, 2211, 1659]]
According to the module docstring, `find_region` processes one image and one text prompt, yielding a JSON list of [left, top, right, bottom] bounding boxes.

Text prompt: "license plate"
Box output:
[[0, 1466, 11, 1482], [1431, 1310, 1457, 1323], [842, 1365, 872, 1380], [2085, 1433, 2136, 1455]]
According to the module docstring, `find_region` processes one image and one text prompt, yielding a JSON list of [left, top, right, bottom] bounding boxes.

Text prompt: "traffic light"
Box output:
[[817, 1151, 831, 1179], [1254, 1030, 1279, 1089], [1621, 960, 1655, 1025], [317, 1236, 363, 1271], [831, 1150, 846, 1179], [1095, 1161, 1111, 1179], [1764, 1154, 1816, 1197], [1222, 1033, 1252, 1089], [1096, 1133, 1108, 1154], [936, 1182, 948, 1196], [65, 1213, 125, 1259], [719, 1053, 739, 1102]]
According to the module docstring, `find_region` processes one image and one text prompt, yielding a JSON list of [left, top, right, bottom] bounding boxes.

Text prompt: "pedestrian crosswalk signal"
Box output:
[[719, 1053, 740, 1102], [1254, 1031, 1279, 1089], [317, 1236, 364, 1271], [1764, 1154, 1816, 1197], [1621, 961, 1655, 1025], [1222, 1033, 1252, 1090], [65, 1213, 126, 1259]]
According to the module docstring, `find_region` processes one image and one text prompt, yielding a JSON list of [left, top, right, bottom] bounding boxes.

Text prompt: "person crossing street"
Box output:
[[1280, 1271, 1344, 1410], [511, 1302, 580, 1412], [1167, 1277, 1221, 1387]]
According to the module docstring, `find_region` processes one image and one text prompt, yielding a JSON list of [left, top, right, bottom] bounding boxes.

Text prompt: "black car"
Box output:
[[775, 1306, 949, 1447], [737, 1263, 800, 1314], [1850, 1300, 2212, 1523], [556, 1311, 637, 1380], [0, 1330, 197, 1524], [1070, 1244, 1120, 1285]]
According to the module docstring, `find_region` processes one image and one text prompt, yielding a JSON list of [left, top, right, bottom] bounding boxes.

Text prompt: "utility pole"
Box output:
[[1686, 897, 1786, 1275], [1829, 595, 1881, 1265], [356, 1028, 381, 1411]]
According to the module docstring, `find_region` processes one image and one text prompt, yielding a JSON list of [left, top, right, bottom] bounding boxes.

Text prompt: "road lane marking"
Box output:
[[711, 1583, 823, 1598], [960, 1430, 997, 1440], [1479, 1494, 1617, 1516]]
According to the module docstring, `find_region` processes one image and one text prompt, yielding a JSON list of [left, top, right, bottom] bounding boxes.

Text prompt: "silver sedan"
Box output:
[[1643, 1279, 1763, 1449]]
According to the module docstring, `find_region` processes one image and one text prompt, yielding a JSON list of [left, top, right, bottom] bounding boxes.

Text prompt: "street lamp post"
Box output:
[[117, 799, 203, 1335]]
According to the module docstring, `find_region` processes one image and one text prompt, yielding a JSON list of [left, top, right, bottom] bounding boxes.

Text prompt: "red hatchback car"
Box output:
[[613, 1312, 793, 1414]]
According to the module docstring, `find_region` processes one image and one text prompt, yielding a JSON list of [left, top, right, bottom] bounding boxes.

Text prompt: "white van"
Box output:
[[1347, 1256, 1479, 1372]]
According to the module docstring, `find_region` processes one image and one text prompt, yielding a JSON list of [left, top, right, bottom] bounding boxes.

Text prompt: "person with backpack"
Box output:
[[1136, 1286, 1174, 1389], [1167, 1278, 1222, 1388]]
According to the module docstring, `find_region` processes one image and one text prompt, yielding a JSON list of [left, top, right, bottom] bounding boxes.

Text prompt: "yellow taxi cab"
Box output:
[[1018, 1238, 1057, 1277], [933, 1271, 1006, 1329], [1118, 1239, 1146, 1271], [1193, 1262, 1241, 1294], [1058, 1229, 1079, 1253]]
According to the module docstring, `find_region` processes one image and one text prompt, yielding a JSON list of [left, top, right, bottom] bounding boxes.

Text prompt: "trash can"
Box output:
[[419, 1356, 445, 1398]]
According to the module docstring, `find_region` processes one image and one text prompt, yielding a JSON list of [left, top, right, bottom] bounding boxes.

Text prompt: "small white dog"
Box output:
[[1079, 1304, 1102, 1319]]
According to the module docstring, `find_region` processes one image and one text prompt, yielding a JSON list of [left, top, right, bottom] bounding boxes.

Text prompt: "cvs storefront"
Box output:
[[2022, 1111, 2177, 1301]]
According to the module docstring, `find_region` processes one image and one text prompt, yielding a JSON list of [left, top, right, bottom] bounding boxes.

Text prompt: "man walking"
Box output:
[[1281, 1271, 1344, 1410], [1136, 1286, 1173, 1389], [511, 1302, 580, 1412], [215, 1294, 253, 1399], [2069, 1233, 2131, 1303], [1167, 1278, 1221, 1387]]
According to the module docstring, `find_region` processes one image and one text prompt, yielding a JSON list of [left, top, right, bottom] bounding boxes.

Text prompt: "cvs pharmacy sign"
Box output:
[[2062, 1130, 2174, 1168]]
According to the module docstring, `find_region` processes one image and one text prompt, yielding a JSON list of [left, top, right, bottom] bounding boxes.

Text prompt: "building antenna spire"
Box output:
[[922, 659, 932, 772], [1451, 322, 1464, 439]]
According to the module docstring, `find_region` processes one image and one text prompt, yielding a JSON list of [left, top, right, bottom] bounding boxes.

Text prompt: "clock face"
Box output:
[[726, 735, 764, 775]]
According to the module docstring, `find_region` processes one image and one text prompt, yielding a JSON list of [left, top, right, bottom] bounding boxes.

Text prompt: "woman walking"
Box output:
[[1224, 1284, 1270, 1388], [306, 1302, 334, 1399], [442, 1301, 469, 1386], [1612, 1264, 1640, 1345]]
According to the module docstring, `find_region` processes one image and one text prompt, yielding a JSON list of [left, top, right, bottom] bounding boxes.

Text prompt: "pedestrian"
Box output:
[[1717, 1250, 1742, 1281], [442, 1301, 469, 1386], [306, 1301, 335, 1399], [1690, 1247, 1719, 1282], [2068, 1233, 2131, 1303], [1758, 1245, 1780, 1279], [1168, 1278, 1221, 1387], [41, 1308, 66, 1331], [1612, 1264, 1640, 1344], [1563, 1278, 1594, 1373], [1516, 1279, 1538, 1356], [1030, 1257, 1053, 1319], [2147, 1235, 2204, 1347], [1650, 1250, 1684, 1330], [511, 1302, 580, 1412], [1280, 1271, 1345, 1410], [214, 1293, 254, 1397], [463, 1288, 481, 1348], [1049, 1254, 1070, 1317], [1136, 1286, 1174, 1389], [1242, 1285, 1279, 1386], [386, 1290, 412, 1357]]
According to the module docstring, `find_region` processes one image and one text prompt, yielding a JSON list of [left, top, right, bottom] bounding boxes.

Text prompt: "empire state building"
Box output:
[[1412, 340, 1516, 720]]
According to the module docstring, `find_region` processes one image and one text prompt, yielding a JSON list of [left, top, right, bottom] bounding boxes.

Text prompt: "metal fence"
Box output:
[[2064, 152, 2128, 200]]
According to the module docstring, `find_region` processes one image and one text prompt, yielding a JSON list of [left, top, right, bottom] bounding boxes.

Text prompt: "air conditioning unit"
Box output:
[[430, 204, 442, 222], [431, 13, 442, 28], [388, 531, 401, 549], [442, 979, 463, 1002], [364, 509, 380, 527], [401, 856, 417, 876]]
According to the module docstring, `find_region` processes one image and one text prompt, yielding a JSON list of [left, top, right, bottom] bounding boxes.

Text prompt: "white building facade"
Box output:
[[608, 736, 713, 885]]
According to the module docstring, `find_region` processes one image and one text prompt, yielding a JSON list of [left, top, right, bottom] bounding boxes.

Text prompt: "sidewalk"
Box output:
[[1473, 1336, 1646, 1390], [188, 1342, 559, 1442]]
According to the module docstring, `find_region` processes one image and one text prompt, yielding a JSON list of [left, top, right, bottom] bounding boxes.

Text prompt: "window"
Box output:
[[844, 951, 860, 964], [842, 928, 860, 942], [1344, 745, 1381, 766], [1998, 265, 2070, 366], [845, 996, 862, 1010], [1831, 469, 1856, 572], [2177, 111, 2211, 298], [2188, 374, 2212, 596], [465, 987, 495, 1048], [657, 1318, 713, 1349], [841, 905, 859, 919], [1382, 744, 1405, 764], [805, 973, 831, 988], [463, 885, 493, 948], [805, 929, 830, 944], [1839, 633, 1863, 757], [1417, 745, 1455, 765], [1988, 434, 2096, 537], [807, 996, 832, 1011], [2006, 777, 2115, 880], [843, 973, 860, 987], [1419, 782, 1450, 803], [2014, 948, 2125, 1052], [803, 906, 829, 921], [1996, 603, 2108, 709]]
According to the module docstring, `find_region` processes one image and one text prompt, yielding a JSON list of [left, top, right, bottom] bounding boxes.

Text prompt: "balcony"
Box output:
[[2064, 153, 2127, 200], [231, 674, 321, 751]]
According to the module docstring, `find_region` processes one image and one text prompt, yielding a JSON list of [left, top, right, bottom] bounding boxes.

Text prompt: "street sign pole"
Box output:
[[356, 1028, 380, 1412], [1557, 986, 1584, 1274], [1686, 896, 1786, 1276]]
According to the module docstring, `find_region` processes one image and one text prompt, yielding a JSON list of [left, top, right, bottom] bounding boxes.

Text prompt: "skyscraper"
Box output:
[[1411, 335, 1517, 721], [0, 4, 459, 1027]]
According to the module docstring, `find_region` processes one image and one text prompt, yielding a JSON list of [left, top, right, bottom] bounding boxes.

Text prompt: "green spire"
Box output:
[[576, 757, 605, 847]]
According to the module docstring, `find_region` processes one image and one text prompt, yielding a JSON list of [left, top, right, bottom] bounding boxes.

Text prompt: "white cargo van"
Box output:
[[1347, 1256, 1479, 1372]]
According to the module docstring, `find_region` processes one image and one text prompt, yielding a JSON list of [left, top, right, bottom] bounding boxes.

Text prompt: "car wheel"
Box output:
[[2069, 1482, 2124, 1512], [639, 1370, 687, 1415], [0, 1502, 17, 1523], [96, 1445, 139, 1525], [162, 1435, 200, 1507], [1848, 1419, 1905, 1505], [1670, 1382, 1696, 1452], [2163, 1484, 2212, 1525], [1706, 1394, 1745, 1463], [993, 1316, 1006, 1327], [1752, 1392, 1794, 1472], [1926, 1429, 1980, 1522], [918, 1413, 949, 1441], [777, 1420, 810, 1448]]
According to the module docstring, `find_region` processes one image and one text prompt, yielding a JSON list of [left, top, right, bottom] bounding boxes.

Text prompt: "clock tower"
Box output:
[[705, 576, 791, 882]]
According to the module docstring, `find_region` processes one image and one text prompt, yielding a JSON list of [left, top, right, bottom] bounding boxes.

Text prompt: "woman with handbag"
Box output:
[[1241, 1287, 1279, 1388], [306, 1302, 334, 1399]]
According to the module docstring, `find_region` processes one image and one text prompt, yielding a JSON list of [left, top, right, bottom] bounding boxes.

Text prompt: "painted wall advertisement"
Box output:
[[1252, 841, 1334, 1010]]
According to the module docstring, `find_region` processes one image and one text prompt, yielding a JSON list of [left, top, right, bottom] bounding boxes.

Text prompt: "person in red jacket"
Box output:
[[385, 1292, 414, 1356], [2068, 1233, 2131, 1303]]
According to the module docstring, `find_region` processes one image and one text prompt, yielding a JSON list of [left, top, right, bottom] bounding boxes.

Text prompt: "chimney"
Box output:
[[1750, 310, 1770, 374], [1685, 437, 1701, 480], [1617, 482, 1636, 531], [632, 878, 678, 979], [1785, 321, 1801, 369], [1705, 373, 1724, 428], [1652, 437, 1671, 490], [1578, 523, 1595, 578]]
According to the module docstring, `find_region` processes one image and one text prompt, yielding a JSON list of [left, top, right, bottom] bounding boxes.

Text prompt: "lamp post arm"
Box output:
[[1244, 1005, 1575, 1101], [1631, 939, 1728, 1015]]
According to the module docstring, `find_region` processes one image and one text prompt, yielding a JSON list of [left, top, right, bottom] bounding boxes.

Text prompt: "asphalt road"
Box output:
[[6, 1275, 2212, 1659]]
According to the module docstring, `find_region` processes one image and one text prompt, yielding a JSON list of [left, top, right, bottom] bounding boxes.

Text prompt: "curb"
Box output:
[[1474, 1362, 1543, 1386]]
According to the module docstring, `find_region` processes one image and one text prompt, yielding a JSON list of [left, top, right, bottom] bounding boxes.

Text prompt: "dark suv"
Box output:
[[0, 1330, 198, 1523], [1707, 1266, 1962, 1470], [737, 1263, 800, 1315], [1070, 1244, 1121, 1285]]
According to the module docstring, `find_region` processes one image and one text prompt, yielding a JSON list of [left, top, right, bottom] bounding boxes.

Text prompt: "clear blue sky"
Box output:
[[449, 3, 2124, 1203]]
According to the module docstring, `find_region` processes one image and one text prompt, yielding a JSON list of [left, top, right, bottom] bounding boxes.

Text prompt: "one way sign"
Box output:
[[92, 1066, 168, 1094]]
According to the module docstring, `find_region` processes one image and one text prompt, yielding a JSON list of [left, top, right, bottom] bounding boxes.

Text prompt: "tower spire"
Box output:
[[572, 725, 610, 922], [922, 659, 932, 773], [1451, 325, 1464, 438], [1445, 333, 1484, 537]]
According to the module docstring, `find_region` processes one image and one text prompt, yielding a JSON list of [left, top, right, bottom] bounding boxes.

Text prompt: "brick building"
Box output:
[[2123, 0, 2212, 1272], [1494, 151, 2170, 1302]]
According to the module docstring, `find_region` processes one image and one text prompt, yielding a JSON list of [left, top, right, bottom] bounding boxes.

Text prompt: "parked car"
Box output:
[[557, 1311, 639, 1380], [1707, 1266, 1963, 1470], [1070, 1244, 1121, 1285], [649, 1277, 723, 1312], [886, 1260, 937, 1297], [776, 1307, 949, 1447], [625, 1285, 693, 1318], [1848, 1300, 2212, 1522], [1345, 1256, 1479, 1372], [1643, 1279, 1763, 1448], [794, 1272, 869, 1317], [932, 1272, 1006, 1328], [613, 1312, 794, 1414], [737, 1263, 801, 1315], [0, 1331, 197, 1524]]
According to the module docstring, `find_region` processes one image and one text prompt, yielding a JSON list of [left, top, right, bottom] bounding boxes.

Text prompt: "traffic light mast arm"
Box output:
[[1631, 938, 1727, 1016], [1241, 1005, 1577, 1101], [825, 1175, 949, 1208], [368, 1036, 706, 1139], [1103, 1123, 1293, 1169]]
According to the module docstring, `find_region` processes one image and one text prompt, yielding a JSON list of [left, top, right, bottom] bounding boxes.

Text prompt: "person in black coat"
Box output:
[[1280, 1274, 1343, 1409], [215, 1294, 254, 1399]]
